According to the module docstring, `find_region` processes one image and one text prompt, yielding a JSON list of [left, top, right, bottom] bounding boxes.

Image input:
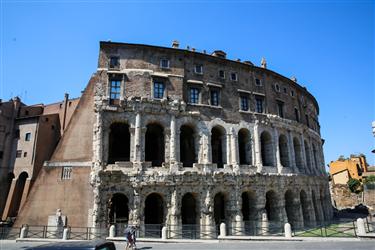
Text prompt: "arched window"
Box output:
[[238, 129, 252, 165], [265, 190, 279, 221], [144, 193, 164, 237], [108, 123, 130, 164], [9, 172, 28, 217], [293, 138, 303, 171], [180, 125, 196, 167], [261, 131, 273, 166], [181, 193, 197, 225], [304, 140, 311, 173], [108, 193, 129, 224], [145, 123, 164, 167], [214, 192, 226, 226], [279, 135, 290, 168], [211, 126, 226, 168]]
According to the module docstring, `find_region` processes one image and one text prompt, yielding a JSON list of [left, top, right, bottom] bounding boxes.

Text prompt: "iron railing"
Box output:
[[167, 224, 217, 239]]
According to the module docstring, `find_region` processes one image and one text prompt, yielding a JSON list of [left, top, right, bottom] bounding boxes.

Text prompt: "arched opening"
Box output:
[[180, 125, 196, 167], [261, 131, 273, 166], [279, 135, 290, 168], [320, 189, 327, 221], [285, 190, 298, 226], [108, 123, 130, 164], [304, 141, 311, 173], [144, 193, 164, 237], [238, 129, 252, 165], [108, 193, 129, 224], [9, 172, 28, 217], [181, 193, 197, 225], [293, 138, 303, 171], [241, 191, 256, 221], [214, 192, 226, 227], [265, 190, 279, 221], [311, 191, 321, 223], [211, 126, 226, 168], [300, 190, 312, 226], [312, 144, 318, 172], [145, 123, 164, 167]]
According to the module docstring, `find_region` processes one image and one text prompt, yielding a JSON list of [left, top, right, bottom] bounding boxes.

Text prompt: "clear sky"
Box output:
[[1, 0, 374, 168]]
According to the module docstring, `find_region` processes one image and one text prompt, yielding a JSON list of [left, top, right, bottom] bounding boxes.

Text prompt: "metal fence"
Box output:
[[293, 220, 357, 237], [227, 221, 285, 236], [167, 224, 217, 239], [0, 226, 21, 240], [69, 227, 108, 240]]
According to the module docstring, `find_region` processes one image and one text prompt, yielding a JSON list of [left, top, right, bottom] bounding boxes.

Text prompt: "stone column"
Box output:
[[167, 189, 180, 238], [287, 131, 297, 173], [169, 115, 178, 164], [273, 127, 282, 173], [300, 134, 308, 174], [198, 131, 211, 164], [229, 187, 244, 235], [230, 127, 239, 167], [226, 132, 231, 167], [128, 188, 141, 226], [200, 188, 215, 239], [319, 144, 326, 174], [253, 122, 262, 172], [133, 112, 142, 163]]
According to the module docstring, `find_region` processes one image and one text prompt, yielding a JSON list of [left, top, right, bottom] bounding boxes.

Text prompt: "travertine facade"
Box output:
[[15, 41, 332, 235]]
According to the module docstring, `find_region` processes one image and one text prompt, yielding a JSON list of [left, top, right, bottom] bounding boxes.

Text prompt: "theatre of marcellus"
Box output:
[[1, 41, 333, 238]]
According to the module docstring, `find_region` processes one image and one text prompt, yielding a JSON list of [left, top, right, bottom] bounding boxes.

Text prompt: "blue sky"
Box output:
[[1, 0, 374, 168]]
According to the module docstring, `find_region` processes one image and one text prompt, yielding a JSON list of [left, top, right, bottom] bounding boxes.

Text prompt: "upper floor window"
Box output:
[[153, 81, 165, 99], [295, 108, 300, 122], [255, 78, 262, 86], [240, 95, 249, 111], [219, 70, 225, 79], [61, 166, 72, 180], [283, 87, 287, 94], [189, 87, 200, 104], [110, 80, 121, 105], [109, 57, 120, 69], [275, 83, 280, 92], [194, 64, 203, 74], [305, 114, 310, 127], [255, 96, 264, 113], [25, 132, 31, 141], [291, 90, 295, 97], [277, 102, 284, 118], [160, 59, 170, 69], [210, 89, 220, 106], [16, 150, 22, 158], [230, 73, 238, 81]]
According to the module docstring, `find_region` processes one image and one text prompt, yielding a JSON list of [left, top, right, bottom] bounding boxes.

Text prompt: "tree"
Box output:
[[363, 175, 375, 184], [347, 178, 362, 193]]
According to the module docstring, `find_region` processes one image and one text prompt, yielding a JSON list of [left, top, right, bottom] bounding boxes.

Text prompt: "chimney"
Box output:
[[172, 40, 179, 48], [261, 57, 267, 68], [211, 50, 226, 59]]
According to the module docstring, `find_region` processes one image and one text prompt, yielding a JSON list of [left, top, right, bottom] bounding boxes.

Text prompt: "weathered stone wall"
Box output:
[[331, 184, 362, 209]]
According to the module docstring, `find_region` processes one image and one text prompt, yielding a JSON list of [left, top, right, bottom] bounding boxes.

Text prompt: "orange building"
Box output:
[[329, 155, 368, 185]]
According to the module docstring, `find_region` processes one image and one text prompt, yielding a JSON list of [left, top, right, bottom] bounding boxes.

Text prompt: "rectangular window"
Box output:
[[160, 59, 170, 69], [194, 64, 203, 74], [240, 96, 249, 111], [295, 108, 300, 122], [189, 88, 200, 104], [219, 70, 225, 79], [210, 90, 220, 106], [255, 97, 264, 113], [153, 81, 165, 99], [255, 78, 262, 86], [16, 150, 22, 158], [25, 132, 31, 141], [109, 57, 120, 69], [277, 102, 284, 118], [23, 152, 27, 157], [61, 166, 72, 180], [230, 73, 238, 81], [291, 90, 295, 97], [110, 80, 121, 105], [0, 151, 3, 159]]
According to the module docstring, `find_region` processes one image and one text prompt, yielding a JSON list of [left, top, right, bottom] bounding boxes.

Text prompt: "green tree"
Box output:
[[363, 175, 375, 184], [347, 178, 362, 193]]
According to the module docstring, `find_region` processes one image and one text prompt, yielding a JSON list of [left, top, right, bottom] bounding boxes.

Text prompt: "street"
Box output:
[[1, 240, 374, 250]]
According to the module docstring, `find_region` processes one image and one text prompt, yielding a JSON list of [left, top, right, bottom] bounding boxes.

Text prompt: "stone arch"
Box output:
[[144, 193, 164, 237], [300, 190, 312, 226], [311, 190, 322, 223], [293, 137, 303, 171], [181, 193, 198, 225], [108, 122, 131, 164], [213, 192, 227, 226], [238, 128, 252, 165], [211, 126, 226, 168], [265, 190, 279, 221], [304, 140, 311, 173], [108, 193, 129, 224], [180, 124, 196, 167], [312, 144, 319, 172], [278, 134, 290, 168], [8, 172, 28, 217], [241, 191, 256, 221], [145, 123, 165, 167], [284, 190, 298, 226], [260, 131, 273, 166]]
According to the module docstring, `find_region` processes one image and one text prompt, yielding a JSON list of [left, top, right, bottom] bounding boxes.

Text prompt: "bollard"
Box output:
[[220, 223, 226, 237], [357, 218, 366, 236], [109, 225, 116, 238], [161, 226, 167, 240], [20, 225, 28, 239], [284, 223, 292, 238], [62, 227, 70, 240]]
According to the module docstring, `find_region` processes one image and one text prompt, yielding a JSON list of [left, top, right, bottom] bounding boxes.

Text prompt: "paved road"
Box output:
[[1, 240, 375, 250]]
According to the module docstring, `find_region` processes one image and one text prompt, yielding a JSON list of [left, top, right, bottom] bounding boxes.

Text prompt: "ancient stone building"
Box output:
[[14, 41, 332, 236]]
